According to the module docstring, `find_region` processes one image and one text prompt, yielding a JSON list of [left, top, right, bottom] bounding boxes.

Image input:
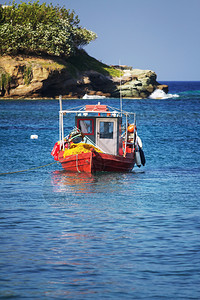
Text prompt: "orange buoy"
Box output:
[[127, 124, 136, 133]]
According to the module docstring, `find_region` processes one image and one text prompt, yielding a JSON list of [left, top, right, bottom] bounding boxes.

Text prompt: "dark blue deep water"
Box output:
[[0, 82, 200, 299]]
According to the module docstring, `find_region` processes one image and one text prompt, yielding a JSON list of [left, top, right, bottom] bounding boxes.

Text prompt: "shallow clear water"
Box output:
[[0, 82, 200, 299]]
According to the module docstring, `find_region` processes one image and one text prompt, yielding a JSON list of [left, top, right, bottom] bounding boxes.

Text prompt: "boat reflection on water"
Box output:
[[43, 170, 94, 206], [51, 170, 96, 194], [43, 169, 143, 208], [50, 170, 130, 194]]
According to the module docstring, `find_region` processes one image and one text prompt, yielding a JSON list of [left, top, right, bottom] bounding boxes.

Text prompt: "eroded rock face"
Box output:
[[0, 56, 167, 99], [0, 56, 72, 98], [112, 69, 159, 98]]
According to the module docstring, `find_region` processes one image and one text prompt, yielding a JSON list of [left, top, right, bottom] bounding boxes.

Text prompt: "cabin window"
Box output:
[[99, 121, 114, 139], [78, 119, 94, 135]]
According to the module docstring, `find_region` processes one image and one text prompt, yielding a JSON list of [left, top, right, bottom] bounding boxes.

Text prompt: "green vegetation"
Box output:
[[0, 69, 11, 95], [36, 60, 66, 71], [103, 67, 123, 77], [24, 64, 32, 85], [67, 50, 122, 77], [0, 1, 97, 57]]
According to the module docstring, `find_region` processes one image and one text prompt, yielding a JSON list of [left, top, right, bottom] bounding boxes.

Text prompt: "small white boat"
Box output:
[[82, 94, 106, 99]]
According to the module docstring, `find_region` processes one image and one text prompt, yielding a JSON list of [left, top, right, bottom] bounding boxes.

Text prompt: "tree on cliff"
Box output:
[[0, 1, 97, 57]]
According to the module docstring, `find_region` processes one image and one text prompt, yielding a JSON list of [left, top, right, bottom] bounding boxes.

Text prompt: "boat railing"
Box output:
[[58, 96, 136, 152]]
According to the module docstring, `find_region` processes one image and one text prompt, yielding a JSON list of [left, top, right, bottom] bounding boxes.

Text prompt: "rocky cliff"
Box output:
[[0, 53, 168, 99]]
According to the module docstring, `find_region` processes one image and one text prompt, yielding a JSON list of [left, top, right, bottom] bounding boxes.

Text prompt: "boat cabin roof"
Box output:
[[59, 102, 135, 120], [85, 104, 108, 112]]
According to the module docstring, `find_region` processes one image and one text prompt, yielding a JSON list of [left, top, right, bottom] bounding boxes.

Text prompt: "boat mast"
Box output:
[[123, 113, 128, 157], [59, 95, 64, 150], [133, 112, 136, 153], [119, 61, 123, 116]]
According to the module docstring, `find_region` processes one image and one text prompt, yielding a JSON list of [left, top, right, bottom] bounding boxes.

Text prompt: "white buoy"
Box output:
[[30, 135, 38, 139]]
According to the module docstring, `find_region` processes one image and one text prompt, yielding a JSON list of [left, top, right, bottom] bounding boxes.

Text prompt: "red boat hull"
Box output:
[[58, 150, 135, 173]]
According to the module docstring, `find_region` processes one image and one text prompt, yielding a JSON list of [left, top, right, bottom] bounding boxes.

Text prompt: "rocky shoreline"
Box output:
[[0, 55, 168, 99]]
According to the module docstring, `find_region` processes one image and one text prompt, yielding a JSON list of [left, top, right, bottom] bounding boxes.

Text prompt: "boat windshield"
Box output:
[[79, 120, 92, 134], [99, 121, 114, 139]]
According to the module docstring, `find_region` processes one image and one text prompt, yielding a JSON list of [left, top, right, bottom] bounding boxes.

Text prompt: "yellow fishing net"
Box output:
[[63, 143, 102, 158]]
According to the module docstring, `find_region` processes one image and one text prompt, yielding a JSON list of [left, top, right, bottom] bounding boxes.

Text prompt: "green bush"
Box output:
[[67, 50, 122, 77], [0, 71, 11, 94], [0, 1, 97, 57], [24, 64, 32, 85]]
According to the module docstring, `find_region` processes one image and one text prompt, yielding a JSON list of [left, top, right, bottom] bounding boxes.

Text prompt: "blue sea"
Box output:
[[0, 81, 200, 299]]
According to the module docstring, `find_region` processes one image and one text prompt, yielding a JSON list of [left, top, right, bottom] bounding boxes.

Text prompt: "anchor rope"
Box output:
[[76, 154, 81, 173], [0, 161, 58, 176]]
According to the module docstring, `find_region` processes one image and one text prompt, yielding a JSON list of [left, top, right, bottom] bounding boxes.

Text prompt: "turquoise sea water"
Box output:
[[0, 82, 200, 299]]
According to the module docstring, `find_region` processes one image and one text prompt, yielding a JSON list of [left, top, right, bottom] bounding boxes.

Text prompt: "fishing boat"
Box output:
[[51, 96, 145, 173]]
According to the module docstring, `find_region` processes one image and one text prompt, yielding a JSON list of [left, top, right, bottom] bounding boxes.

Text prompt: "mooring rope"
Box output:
[[76, 154, 81, 173], [0, 161, 58, 176]]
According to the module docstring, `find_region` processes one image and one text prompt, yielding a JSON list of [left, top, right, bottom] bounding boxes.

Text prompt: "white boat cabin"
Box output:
[[75, 104, 122, 155]]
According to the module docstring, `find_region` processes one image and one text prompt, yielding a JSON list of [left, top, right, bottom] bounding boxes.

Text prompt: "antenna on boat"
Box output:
[[59, 95, 64, 150], [119, 60, 123, 115], [59, 94, 63, 111]]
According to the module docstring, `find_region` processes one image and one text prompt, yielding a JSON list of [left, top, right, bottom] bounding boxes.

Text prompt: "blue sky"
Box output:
[[10, 0, 200, 80]]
